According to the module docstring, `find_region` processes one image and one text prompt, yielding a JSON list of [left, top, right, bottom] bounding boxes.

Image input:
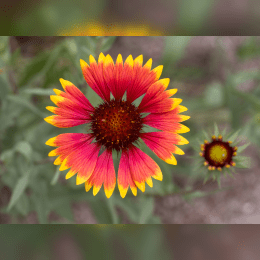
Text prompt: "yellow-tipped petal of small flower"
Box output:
[[46, 106, 56, 113], [125, 55, 134, 67], [146, 177, 153, 188], [59, 78, 74, 91], [54, 156, 62, 165], [104, 54, 114, 67], [118, 184, 128, 198], [144, 58, 152, 70], [131, 186, 137, 196], [44, 116, 56, 125], [165, 89, 178, 98], [48, 149, 58, 156], [80, 59, 89, 70], [105, 187, 115, 198], [152, 168, 163, 181], [45, 137, 57, 146], [179, 115, 190, 122], [59, 158, 69, 171], [157, 78, 170, 91], [98, 52, 106, 63], [66, 170, 77, 179], [176, 124, 190, 134], [76, 175, 89, 185], [173, 146, 185, 155], [152, 65, 163, 79], [178, 105, 188, 113], [171, 98, 183, 110], [134, 55, 143, 66], [116, 54, 123, 64], [93, 185, 102, 196], [165, 154, 177, 165], [85, 182, 93, 192], [53, 88, 63, 95], [135, 181, 145, 192], [89, 55, 97, 65], [177, 135, 189, 145], [50, 95, 65, 106]]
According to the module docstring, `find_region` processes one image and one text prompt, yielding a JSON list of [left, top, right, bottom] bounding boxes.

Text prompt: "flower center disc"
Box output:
[[208, 144, 228, 164], [91, 100, 143, 151], [204, 140, 233, 167]]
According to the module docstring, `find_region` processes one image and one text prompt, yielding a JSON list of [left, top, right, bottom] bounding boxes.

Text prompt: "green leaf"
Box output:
[[7, 95, 47, 117], [15, 141, 33, 161], [214, 122, 219, 137], [232, 88, 260, 111], [31, 181, 49, 224], [51, 167, 61, 185], [227, 129, 241, 143], [7, 173, 29, 211], [162, 36, 192, 75], [204, 82, 224, 107], [138, 197, 154, 224], [106, 196, 119, 224], [22, 88, 55, 96], [18, 52, 51, 87], [100, 36, 117, 52], [235, 156, 251, 168], [202, 130, 210, 141], [14, 193, 30, 216], [114, 197, 139, 223], [0, 149, 14, 163], [221, 127, 227, 137], [232, 69, 259, 86], [216, 174, 221, 189], [237, 143, 250, 153], [0, 73, 11, 99]]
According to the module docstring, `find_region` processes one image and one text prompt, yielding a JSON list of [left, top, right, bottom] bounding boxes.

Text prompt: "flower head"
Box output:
[[45, 53, 190, 198], [194, 123, 250, 187]]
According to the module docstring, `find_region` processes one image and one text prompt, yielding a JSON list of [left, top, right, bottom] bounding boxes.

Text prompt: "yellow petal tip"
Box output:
[[165, 155, 177, 165], [45, 137, 57, 146], [76, 175, 88, 185]]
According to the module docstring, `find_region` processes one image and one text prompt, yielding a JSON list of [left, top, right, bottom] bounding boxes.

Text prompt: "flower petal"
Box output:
[[143, 110, 190, 133], [44, 115, 88, 128], [59, 78, 94, 111], [103, 54, 134, 100], [46, 84, 94, 128], [118, 150, 137, 198], [128, 146, 163, 192], [126, 59, 162, 103], [140, 132, 188, 165], [138, 79, 182, 113], [47, 133, 99, 184], [85, 150, 116, 198], [80, 53, 110, 102], [46, 133, 91, 147]]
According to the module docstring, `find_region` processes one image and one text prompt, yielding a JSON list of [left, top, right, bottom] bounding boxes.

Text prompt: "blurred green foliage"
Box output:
[[0, 36, 258, 224], [0, 225, 172, 260]]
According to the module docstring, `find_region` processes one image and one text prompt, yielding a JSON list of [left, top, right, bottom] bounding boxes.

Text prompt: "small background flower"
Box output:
[[191, 123, 251, 188], [0, 36, 260, 224]]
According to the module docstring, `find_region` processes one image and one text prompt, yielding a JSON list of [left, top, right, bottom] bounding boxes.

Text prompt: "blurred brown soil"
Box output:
[[1, 36, 260, 224]]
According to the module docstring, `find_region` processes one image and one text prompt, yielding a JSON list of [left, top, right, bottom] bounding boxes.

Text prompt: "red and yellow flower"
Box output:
[[45, 53, 190, 198]]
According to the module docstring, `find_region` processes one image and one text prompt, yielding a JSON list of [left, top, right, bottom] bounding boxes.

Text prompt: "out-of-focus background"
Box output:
[[1, 225, 260, 260], [1, 0, 260, 35], [0, 36, 259, 224]]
